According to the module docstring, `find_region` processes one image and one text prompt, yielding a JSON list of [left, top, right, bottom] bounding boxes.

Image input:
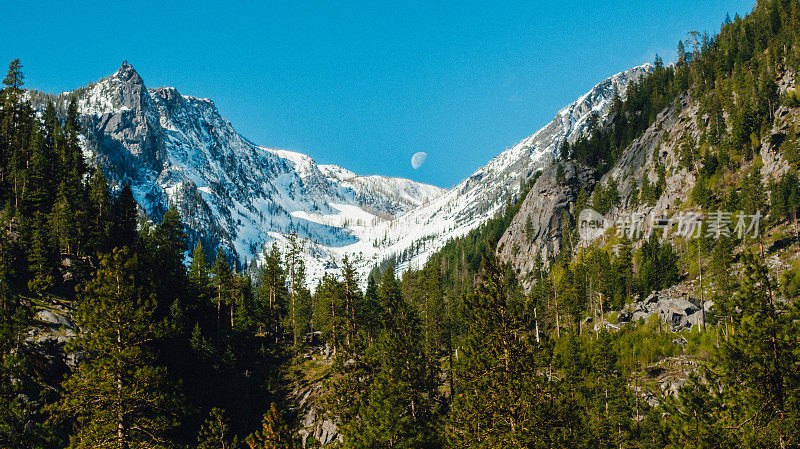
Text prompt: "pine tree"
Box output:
[[0, 233, 40, 447], [188, 241, 212, 326], [64, 97, 87, 184], [212, 248, 233, 333], [556, 162, 566, 186], [377, 264, 402, 329], [257, 244, 287, 342], [709, 236, 737, 304], [245, 403, 296, 449], [340, 256, 362, 349], [25, 127, 54, 216], [421, 262, 445, 358], [713, 252, 800, 447], [313, 273, 344, 351], [637, 235, 679, 296], [553, 332, 589, 447], [342, 266, 439, 449], [149, 206, 188, 319], [197, 408, 237, 449], [189, 241, 210, 288], [50, 248, 183, 448], [613, 236, 634, 304], [665, 376, 726, 448], [366, 272, 382, 328], [27, 213, 56, 296], [41, 102, 63, 188], [740, 166, 765, 215], [590, 333, 634, 447], [52, 183, 78, 255], [293, 285, 312, 347], [1, 59, 25, 197], [285, 235, 306, 347], [88, 168, 112, 254], [448, 256, 553, 448], [111, 184, 138, 249], [558, 264, 584, 330]]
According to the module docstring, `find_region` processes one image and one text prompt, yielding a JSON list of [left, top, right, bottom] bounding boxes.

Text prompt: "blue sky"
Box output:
[[2, 1, 754, 187]]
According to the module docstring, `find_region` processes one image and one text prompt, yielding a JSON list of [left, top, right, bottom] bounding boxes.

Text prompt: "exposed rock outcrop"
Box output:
[[289, 345, 341, 447], [498, 92, 703, 286], [617, 284, 712, 332], [497, 160, 596, 285]]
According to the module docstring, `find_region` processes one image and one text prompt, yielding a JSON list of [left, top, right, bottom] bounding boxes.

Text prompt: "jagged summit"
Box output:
[[115, 60, 140, 81]]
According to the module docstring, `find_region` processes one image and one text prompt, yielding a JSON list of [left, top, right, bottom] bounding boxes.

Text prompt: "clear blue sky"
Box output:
[[2, 0, 754, 187]]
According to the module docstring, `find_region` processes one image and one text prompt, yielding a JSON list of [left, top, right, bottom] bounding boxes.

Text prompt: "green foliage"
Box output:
[[2, 1, 800, 446], [637, 235, 680, 296], [0, 235, 54, 448], [780, 261, 800, 298], [769, 171, 800, 221], [333, 266, 440, 449], [284, 235, 307, 348], [427, 174, 536, 296], [313, 273, 345, 350], [739, 164, 766, 215], [708, 236, 738, 303], [257, 244, 288, 343], [679, 136, 696, 169], [784, 88, 800, 107], [612, 320, 680, 374], [197, 408, 238, 449], [671, 252, 800, 447], [565, 54, 683, 176], [49, 248, 184, 449], [640, 173, 664, 206], [664, 377, 727, 448], [245, 404, 296, 449], [448, 257, 554, 448], [612, 237, 635, 307], [591, 179, 620, 215]]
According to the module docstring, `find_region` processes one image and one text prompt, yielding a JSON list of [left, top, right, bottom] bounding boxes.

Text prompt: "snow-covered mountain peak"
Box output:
[[554, 63, 653, 139], [57, 61, 653, 288], [65, 64, 444, 279]]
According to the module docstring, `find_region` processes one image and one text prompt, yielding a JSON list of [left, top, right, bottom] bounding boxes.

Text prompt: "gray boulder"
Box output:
[[618, 286, 708, 332], [35, 310, 77, 330]]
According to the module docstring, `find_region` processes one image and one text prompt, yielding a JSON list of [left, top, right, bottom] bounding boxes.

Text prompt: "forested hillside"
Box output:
[[2, 1, 800, 448]]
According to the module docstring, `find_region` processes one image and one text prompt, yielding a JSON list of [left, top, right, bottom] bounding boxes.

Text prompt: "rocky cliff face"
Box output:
[[498, 90, 705, 285], [498, 68, 799, 293], [497, 91, 709, 289], [80, 63, 164, 172], [497, 160, 596, 281]]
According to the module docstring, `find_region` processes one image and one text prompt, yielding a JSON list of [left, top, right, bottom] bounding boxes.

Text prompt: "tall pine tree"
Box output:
[[50, 248, 184, 449]]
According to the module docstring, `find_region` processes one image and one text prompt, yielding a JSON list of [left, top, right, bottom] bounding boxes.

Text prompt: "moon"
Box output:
[[411, 152, 427, 169]]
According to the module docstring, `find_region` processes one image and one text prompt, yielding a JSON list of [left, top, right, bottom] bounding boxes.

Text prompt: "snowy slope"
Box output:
[[47, 62, 650, 287], [319, 164, 443, 216], [315, 64, 654, 277]]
